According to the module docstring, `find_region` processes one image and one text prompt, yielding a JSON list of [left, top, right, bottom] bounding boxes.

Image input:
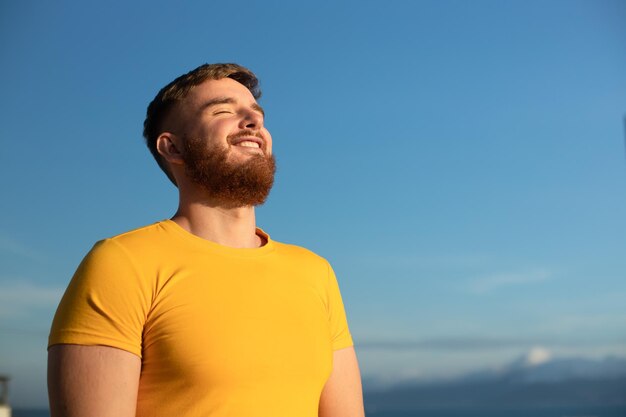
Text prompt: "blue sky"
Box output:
[[1, 0, 625, 407]]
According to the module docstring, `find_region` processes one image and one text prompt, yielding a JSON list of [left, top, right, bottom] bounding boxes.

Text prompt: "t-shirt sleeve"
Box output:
[[48, 239, 150, 357], [326, 262, 354, 350]]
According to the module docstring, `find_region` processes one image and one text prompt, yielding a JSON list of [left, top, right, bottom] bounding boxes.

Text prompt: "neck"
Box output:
[[172, 191, 262, 249]]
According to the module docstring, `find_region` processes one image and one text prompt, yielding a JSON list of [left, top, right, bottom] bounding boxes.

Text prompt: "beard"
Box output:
[[181, 135, 276, 207]]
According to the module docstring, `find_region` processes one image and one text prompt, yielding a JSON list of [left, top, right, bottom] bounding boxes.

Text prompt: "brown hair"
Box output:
[[143, 63, 261, 185]]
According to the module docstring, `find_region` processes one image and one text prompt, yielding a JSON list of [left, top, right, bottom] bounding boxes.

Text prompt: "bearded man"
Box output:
[[47, 63, 364, 417]]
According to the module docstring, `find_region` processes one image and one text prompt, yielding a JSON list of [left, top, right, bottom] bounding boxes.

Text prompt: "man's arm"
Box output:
[[48, 344, 141, 417], [319, 346, 365, 417]]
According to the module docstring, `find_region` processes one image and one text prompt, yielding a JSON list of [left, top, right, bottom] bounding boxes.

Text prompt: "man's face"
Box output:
[[175, 78, 276, 206]]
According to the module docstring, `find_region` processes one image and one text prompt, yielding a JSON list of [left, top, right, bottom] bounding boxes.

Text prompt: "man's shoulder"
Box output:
[[272, 239, 331, 266], [91, 220, 170, 254], [106, 220, 169, 241]]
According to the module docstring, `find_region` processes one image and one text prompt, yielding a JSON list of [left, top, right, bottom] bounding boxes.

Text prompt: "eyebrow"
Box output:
[[198, 97, 265, 117]]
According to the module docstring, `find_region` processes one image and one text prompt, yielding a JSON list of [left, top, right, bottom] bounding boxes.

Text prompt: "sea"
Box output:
[[366, 406, 626, 417], [12, 406, 626, 417]]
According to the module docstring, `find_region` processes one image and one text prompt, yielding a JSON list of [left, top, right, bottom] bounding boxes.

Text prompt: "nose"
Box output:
[[240, 108, 263, 129]]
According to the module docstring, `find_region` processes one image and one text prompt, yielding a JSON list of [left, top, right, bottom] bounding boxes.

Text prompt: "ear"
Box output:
[[156, 133, 184, 166]]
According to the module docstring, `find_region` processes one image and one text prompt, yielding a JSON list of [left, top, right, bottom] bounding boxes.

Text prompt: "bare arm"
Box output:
[[48, 344, 141, 417], [319, 346, 365, 417]]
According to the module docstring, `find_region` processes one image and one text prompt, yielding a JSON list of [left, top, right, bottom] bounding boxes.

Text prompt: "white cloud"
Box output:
[[534, 312, 626, 338], [0, 234, 45, 261], [524, 346, 552, 366], [0, 280, 63, 319], [468, 268, 552, 294]]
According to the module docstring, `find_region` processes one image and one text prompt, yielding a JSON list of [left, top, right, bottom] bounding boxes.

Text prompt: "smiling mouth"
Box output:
[[236, 140, 261, 149], [230, 135, 264, 151]]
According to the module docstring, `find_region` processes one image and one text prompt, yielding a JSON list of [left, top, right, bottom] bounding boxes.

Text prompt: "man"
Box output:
[[47, 63, 364, 417]]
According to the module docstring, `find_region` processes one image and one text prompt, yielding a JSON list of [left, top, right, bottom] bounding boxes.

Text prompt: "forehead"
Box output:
[[185, 77, 257, 108]]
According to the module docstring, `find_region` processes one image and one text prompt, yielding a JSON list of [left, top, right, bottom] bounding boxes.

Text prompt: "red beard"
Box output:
[[182, 136, 276, 207]]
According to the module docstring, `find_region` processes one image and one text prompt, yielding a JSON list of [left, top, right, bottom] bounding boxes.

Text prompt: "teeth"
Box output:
[[237, 141, 260, 148]]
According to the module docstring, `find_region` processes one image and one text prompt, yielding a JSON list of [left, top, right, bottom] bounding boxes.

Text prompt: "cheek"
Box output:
[[202, 122, 232, 144], [264, 129, 273, 153]]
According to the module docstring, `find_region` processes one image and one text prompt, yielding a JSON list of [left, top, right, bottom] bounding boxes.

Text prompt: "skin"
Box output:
[[48, 77, 365, 417], [319, 347, 365, 417], [48, 345, 141, 417]]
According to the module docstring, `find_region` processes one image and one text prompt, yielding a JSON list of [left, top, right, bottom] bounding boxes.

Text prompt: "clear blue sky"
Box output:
[[1, 0, 625, 407]]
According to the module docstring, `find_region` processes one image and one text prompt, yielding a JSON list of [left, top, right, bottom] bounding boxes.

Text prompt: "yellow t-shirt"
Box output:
[[49, 220, 353, 417]]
